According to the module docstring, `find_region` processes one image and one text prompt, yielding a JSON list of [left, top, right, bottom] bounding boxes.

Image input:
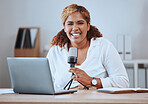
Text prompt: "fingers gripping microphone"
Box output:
[[68, 47, 78, 67]]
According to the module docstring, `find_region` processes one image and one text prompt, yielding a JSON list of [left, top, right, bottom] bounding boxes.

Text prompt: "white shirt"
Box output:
[[46, 37, 129, 89]]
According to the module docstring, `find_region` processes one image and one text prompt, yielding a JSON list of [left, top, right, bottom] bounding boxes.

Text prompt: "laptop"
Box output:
[[7, 57, 77, 95]]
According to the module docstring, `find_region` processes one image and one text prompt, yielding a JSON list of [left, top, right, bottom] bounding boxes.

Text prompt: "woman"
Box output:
[[47, 4, 129, 89]]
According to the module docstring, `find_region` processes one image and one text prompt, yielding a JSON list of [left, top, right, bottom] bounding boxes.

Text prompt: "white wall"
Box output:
[[0, 0, 147, 87]]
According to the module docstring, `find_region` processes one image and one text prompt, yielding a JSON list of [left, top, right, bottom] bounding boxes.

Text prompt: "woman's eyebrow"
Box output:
[[66, 20, 84, 23], [78, 20, 84, 22], [66, 21, 73, 23]]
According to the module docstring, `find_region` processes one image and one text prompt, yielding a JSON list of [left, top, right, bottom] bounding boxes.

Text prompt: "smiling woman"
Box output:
[[50, 4, 102, 49], [64, 12, 90, 46], [47, 4, 129, 90]]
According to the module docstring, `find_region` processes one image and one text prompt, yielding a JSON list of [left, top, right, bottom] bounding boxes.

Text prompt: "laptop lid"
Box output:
[[7, 57, 77, 95]]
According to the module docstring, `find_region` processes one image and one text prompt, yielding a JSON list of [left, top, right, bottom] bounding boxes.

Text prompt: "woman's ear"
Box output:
[[64, 26, 66, 32], [87, 23, 90, 31]]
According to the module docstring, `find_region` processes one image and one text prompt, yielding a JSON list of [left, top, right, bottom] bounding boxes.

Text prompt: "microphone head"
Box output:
[[68, 47, 78, 66], [69, 47, 78, 57]]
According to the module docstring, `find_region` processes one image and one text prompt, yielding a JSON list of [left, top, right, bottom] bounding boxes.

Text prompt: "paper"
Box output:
[[0, 89, 14, 94]]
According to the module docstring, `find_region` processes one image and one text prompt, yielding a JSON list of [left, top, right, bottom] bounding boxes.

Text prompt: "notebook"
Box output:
[[7, 57, 77, 95], [97, 87, 148, 94]]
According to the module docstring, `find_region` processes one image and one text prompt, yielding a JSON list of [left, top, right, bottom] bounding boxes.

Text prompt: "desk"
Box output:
[[123, 59, 148, 88], [0, 89, 148, 104]]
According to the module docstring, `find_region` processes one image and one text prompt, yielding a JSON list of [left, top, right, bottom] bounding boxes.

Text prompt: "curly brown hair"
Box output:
[[50, 4, 103, 48], [50, 25, 102, 48]]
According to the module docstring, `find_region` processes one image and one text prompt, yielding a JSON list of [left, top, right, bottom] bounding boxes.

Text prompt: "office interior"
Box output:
[[0, 0, 148, 88]]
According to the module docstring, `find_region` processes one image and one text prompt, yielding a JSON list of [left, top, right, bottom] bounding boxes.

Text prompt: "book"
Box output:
[[20, 29, 26, 48], [97, 88, 148, 94], [30, 29, 37, 48], [15, 29, 24, 48], [23, 29, 32, 48]]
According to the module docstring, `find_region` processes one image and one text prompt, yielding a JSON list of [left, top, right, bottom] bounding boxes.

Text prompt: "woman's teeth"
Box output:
[[72, 33, 80, 36]]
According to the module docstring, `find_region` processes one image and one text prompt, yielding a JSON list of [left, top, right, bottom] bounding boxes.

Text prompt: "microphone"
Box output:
[[68, 47, 78, 67], [63, 47, 89, 90], [64, 47, 77, 90]]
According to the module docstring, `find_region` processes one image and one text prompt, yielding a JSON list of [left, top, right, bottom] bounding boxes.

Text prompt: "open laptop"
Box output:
[[7, 57, 77, 95]]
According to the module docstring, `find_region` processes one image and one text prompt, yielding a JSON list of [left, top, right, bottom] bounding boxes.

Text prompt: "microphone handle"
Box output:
[[70, 64, 75, 67]]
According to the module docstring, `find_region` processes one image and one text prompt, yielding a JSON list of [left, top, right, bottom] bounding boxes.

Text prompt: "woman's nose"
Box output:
[[72, 24, 79, 31]]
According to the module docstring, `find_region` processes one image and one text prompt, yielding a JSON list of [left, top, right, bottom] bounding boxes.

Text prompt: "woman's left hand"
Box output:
[[69, 67, 92, 86]]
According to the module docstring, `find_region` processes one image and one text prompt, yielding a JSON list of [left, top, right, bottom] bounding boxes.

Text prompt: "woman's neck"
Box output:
[[70, 39, 90, 50]]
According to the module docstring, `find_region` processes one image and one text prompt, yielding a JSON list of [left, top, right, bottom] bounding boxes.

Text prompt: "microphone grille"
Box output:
[[69, 47, 78, 57]]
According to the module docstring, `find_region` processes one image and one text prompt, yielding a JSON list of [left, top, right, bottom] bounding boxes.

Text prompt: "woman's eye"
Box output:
[[67, 24, 73, 25], [78, 22, 84, 25]]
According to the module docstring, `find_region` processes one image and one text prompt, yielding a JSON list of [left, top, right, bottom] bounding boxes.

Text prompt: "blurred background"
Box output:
[[0, 0, 147, 88]]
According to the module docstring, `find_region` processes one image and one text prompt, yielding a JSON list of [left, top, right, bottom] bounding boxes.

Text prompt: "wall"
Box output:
[[0, 0, 147, 87]]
